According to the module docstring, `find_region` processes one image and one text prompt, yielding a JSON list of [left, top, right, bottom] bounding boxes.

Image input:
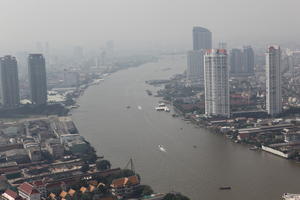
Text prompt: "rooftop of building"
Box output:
[[111, 175, 139, 188], [18, 182, 40, 195], [2, 189, 19, 199]]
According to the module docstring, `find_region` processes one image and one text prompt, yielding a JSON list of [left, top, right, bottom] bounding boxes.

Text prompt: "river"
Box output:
[[72, 55, 300, 200]]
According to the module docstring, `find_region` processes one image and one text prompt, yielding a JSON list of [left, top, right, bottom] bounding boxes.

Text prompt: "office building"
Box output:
[[28, 54, 47, 105], [266, 45, 282, 116], [0, 56, 20, 108], [193, 27, 212, 51], [186, 50, 205, 86], [204, 49, 230, 117]]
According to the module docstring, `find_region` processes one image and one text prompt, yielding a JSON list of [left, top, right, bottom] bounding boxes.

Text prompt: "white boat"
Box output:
[[282, 193, 300, 200], [158, 103, 166, 107], [158, 145, 166, 152], [155, 107, 165, 111], [155, 103, 170, 112]]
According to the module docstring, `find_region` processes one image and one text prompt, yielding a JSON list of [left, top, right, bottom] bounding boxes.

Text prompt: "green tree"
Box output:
[[96, 159, 111, 171], [163, 193, 190, 200], [134, 185, 153, 197]]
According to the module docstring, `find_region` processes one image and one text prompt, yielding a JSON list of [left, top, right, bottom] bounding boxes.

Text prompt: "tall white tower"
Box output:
[[204, 49, 230, 118], [266, 45, 282, 116]]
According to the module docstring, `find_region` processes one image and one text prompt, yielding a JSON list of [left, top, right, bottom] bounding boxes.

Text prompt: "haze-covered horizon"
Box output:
[[1, 0, 300, 54]]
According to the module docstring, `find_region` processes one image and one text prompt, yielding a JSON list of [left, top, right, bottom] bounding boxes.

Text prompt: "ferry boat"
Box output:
[[282, 193, 300, 200], [155, 107, 166, 111], [155, 103, 170, 112]]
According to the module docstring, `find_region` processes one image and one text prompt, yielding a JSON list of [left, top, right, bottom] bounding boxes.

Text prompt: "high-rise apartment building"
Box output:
[[187, 26, 212, 86], [242, 46, 255, 74], [266, 45, 282, 116], [230, 46, 254, 76], [204, 49, 230, 117], [230, 49, 243, 75], [28, 54, 47, 105], [0, 56, 20, 108], [186, 50, 205, 86], [193, 27, 212, 51]]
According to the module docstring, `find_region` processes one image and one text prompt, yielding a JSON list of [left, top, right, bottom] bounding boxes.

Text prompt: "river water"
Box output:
[[72, 55, 300, 200]]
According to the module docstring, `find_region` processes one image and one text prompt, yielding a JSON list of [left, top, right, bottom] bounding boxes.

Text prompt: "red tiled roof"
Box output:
[[3, 189, 18, 198], [111, 175, 139, 188], [18, 182, 40, 195], [32, 180, 45, 187]]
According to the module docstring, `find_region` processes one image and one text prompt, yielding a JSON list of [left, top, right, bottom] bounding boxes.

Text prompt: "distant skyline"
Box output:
[[0, 0, 300, 53]]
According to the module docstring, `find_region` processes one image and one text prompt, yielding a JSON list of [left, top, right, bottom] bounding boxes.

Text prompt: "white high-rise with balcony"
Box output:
[[204, 49, 230, 118], [266, 45, 282, 116]]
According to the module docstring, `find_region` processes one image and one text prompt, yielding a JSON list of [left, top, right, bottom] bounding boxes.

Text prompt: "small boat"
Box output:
[[282, 193, 300, 200], [219, 186, 231, 190], [193, 145, 197, 148], [158, 145, 166, 152], [249, 146, 258, 150], [126, 106, 131, 109]]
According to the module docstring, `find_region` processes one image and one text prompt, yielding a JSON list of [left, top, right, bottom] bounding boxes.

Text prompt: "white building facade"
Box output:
[[266, 45, 282, 116], [204, 49, 230, 118]]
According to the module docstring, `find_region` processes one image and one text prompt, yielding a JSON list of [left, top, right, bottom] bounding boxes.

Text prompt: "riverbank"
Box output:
[[148, 69, 300, 163]]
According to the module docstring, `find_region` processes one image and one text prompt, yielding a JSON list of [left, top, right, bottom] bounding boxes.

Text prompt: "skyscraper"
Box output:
[[0, 56, 20, 108], [28, 54, 47, 105], [187, 26, 212, 86], [266, 45, 282, 116], [242, 46, 255, 74], [230, 49, 243, 75], [193, 27, 212, 51], [186, 50, 205, 86], [204, 49, 230, 117]]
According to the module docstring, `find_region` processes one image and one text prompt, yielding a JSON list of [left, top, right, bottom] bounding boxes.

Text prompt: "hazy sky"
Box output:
[[0, 0, 300, 52]]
